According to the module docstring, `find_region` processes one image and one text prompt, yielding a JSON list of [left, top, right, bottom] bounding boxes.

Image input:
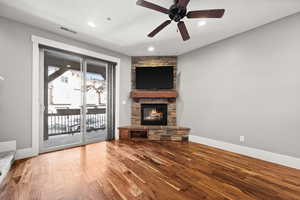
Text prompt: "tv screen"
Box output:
[[136, 66, 174, 90]]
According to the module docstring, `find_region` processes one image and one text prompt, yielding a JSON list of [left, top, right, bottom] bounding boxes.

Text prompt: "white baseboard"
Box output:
[[0, 142, 37, 160], [0, 141, 16, 152], [15, 148, 37, 160], [189, 135, 300, 170]]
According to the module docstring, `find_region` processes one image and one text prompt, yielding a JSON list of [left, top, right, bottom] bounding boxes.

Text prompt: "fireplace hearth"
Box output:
[[141, 104, 168, 126]]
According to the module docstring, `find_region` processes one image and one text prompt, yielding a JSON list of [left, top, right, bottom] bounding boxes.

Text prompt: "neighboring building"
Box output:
[[48, 66, 106, 114]]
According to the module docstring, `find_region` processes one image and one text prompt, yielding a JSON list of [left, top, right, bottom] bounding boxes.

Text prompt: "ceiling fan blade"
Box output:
[[148, 20, 172, 38], [136, 0, 169, 15], [177, 21, 190, 41], [187, 9, 225, 18], [177, 0, 190, 8]]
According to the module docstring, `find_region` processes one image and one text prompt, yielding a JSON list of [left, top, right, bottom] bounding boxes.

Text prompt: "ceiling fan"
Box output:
[[136, 0, 225, 41]]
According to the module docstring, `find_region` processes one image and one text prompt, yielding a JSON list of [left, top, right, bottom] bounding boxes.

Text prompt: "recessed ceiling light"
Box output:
[[148, 46, 155, 52], [88, 21, 96, 28], [198, 20, 207, 27]]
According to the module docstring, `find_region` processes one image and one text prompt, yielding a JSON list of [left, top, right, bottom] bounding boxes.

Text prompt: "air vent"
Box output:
[[60, 26, 77, 34]]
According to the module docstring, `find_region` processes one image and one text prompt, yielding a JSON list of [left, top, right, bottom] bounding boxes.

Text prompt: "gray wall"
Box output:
[[178, 13, 300, 158], [0, 17, 131, 149]]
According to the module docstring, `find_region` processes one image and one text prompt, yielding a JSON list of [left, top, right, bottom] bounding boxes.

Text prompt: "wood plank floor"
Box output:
[[1, 140, 300, 200]]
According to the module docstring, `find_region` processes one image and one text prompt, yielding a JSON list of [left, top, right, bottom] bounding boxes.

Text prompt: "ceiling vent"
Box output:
[[60, 26, 77, 34]]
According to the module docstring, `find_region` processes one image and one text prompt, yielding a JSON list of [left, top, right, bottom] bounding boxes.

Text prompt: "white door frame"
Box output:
[[31, 35, 121, 157]]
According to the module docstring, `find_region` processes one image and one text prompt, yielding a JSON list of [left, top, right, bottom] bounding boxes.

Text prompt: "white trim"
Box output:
[[32, 39, 40, 157], [189, 135, 300, 170], [15, 148, 36, 160], [31, 35, 121, 158], [0, 141, 16, 152], [115, 60, 120, 140], [31, 35, 120, 63]]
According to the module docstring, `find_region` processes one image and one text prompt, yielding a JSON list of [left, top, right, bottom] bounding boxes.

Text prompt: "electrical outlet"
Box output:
[[240, 136, 245, 143]]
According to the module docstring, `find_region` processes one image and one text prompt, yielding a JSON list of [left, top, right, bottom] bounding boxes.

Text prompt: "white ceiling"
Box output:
[[0, 0, 300, 56]]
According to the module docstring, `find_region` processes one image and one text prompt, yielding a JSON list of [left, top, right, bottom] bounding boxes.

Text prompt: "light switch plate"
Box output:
[[240, 136, 245, 143]]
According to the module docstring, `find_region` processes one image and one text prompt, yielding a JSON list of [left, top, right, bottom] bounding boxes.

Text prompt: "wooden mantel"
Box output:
[[130, 90, 178, 101]]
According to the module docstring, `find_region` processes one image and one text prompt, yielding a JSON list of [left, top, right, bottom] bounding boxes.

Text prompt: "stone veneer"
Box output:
[[132, 56, 177, 90], [119, 56, 190, 141], [131, 56, 177, 126]]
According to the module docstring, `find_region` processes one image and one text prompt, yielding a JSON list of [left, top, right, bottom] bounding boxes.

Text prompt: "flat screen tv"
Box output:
[[136, 66, 174, 90]]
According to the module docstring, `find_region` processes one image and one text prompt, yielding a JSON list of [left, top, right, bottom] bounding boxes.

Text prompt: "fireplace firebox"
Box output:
[[141, 104, 168, 126]]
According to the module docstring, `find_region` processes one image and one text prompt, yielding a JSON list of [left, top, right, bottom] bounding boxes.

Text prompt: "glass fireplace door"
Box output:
[[141, 104, 168, 126]]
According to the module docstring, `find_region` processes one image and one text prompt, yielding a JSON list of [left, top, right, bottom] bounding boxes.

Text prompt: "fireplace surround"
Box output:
[[118, 56, 190, 141]]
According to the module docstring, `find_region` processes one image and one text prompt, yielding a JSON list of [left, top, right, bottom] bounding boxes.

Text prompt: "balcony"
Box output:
[[46, 108, 106, 138]]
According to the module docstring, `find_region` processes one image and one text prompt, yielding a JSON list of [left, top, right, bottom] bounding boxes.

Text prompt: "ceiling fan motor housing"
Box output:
[[169, 4, 187, 22]]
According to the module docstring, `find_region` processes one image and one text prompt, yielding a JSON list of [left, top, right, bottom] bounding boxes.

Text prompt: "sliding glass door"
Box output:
[[84, 59, 108, 143], [40, 49, 115, 153]]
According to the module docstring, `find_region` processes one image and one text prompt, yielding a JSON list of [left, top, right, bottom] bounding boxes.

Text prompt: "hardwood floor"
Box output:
[[1, 140, 300, 200]]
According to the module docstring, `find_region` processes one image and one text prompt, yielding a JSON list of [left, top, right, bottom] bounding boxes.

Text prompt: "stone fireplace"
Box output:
[[118, 56, 190, 141]]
